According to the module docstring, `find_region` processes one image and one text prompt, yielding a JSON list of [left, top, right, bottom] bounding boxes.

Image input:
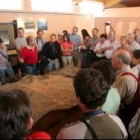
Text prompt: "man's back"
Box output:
[[57, 114, 127, 139], [113, 66, 138, 105]]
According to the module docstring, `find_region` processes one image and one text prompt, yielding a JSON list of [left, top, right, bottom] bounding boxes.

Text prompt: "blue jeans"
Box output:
[[24, 64, 37, 75], [47, 59, 60, 72], [0, 66, 15, 85]]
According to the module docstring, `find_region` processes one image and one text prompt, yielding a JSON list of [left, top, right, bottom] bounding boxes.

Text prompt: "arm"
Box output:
[[15, 40, 22, 54], [113, 77, 128, 101], [61, 43, 70, 52], [101, 46, 113, 52], [75, 36, 82, 47], [57, 43, 62, 60], [41, 43, 48, 60], [70, 42, 73, 52], [19, 47, 26, 63], [94, 44, 103, 54]]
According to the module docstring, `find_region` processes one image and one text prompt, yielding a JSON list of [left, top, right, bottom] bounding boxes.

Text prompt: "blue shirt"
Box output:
[[69, 34, 82, 51]]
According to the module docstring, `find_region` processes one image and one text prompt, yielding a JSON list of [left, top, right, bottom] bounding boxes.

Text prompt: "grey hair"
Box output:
[[117, 52, 131, 65]]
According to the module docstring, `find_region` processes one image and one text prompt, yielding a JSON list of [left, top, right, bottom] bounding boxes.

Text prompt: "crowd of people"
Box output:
[[0, 25, 140, 139]]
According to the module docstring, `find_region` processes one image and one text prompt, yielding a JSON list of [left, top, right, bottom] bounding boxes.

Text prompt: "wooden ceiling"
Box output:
[[73, 0, 140, 9]]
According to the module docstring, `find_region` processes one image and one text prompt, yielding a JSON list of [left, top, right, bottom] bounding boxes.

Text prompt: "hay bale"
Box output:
[[0, 66, 78, 123]]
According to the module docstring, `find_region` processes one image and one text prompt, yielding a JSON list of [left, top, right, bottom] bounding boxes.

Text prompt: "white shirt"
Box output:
[[132, 64, 140, 77], [94, 40, 109, 57], [104, 40, 120, 59], [35, 37, 46, 52], [129, 41, 140, 51]]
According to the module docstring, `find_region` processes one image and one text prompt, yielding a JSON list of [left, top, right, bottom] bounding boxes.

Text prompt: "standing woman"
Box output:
[[80, 29, 91, 68], [20, 36, 38, 75], [61, 35, 73, 67], [0, 38, 16, 85]]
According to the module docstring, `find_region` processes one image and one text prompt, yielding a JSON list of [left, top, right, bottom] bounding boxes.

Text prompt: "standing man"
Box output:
[[86, 28, 100, 64], [87, 28, 100, 51], [126, 33, 140, 51], [20, 36, 38, 75], [36, 29, 46, 52], [69, 26, 82, 67], [57, 69, 127, 139], [42, 34, 61, 72], [0, 38, 16, 85], [112, 50, 138, 128], [15, 27, 27, 56], [15, 27, 27, 78], [133, 28, 140, 45], [35, 29, 46, 75], [102, 30, 120, 59]]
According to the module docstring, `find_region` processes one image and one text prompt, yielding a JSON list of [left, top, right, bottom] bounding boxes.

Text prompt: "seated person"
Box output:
[[0, 89, 51, 139], [91, 60, 120, 115], [0, 38, 16, 85], [57, 69, 127, 139]]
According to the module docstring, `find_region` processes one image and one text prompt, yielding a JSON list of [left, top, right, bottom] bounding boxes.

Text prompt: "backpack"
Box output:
[[120, 72, 140, 128]]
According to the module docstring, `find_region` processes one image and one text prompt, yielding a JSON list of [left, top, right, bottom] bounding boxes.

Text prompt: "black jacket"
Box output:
[[42, 41, 61, 61]]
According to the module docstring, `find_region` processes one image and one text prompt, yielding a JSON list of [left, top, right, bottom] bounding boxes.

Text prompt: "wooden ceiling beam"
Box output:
[[104, 0, 121, 8]]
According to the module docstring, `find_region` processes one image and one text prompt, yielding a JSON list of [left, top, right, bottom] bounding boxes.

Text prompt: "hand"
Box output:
[[38, 60, 41, 63], [19, 58, 24, 63], [132, 58, 139, 66], [55, 58, 58, 62], [96, 50, 102, 54], [108, 46, 113, 50]]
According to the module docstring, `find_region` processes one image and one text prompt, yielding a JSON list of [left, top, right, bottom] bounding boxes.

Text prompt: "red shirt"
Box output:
[[21, 46, 38, 65], [27, 131, 51, 139], [61, 41, 73, 56]]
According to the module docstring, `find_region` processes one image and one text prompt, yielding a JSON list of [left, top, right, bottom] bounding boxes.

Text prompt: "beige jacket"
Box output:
[[113, 65, 138, 105]]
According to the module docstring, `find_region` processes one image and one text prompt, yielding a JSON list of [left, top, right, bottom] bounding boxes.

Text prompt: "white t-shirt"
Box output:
[[104, 40, 120, 59], [130, 41, 140, 51], [94, 40, 109, 57]]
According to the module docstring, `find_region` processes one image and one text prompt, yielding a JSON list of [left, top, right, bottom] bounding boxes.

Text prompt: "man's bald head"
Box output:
[[112, 50, 131, 70], [115, 50, 131, 65]]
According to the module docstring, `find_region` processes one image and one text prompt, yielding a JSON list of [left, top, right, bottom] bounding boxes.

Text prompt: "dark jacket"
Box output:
[[42, 41, 61, 61]]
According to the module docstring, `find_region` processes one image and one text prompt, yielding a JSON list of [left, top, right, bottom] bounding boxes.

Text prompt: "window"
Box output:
[[129, 22, 137, 33], [31, 0, 73, 13], [0, 0, 23, 10], [79, 1, 103, 17]]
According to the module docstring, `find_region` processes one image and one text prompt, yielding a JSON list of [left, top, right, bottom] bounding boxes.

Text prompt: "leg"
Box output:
[[67, 56, 72, 66], [47, 60, 54, 72], [25, 65, 34, 75], [72, 51, 79, 67], [6, 65, 15, 79], [0, 69, 6, 85], [62, 56, 68, 67], [54, 59, 60, 70], [32, 65, 37, 75]]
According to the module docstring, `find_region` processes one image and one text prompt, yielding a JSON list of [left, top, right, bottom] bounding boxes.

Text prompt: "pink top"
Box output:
[[61, 41, 73, 56]]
